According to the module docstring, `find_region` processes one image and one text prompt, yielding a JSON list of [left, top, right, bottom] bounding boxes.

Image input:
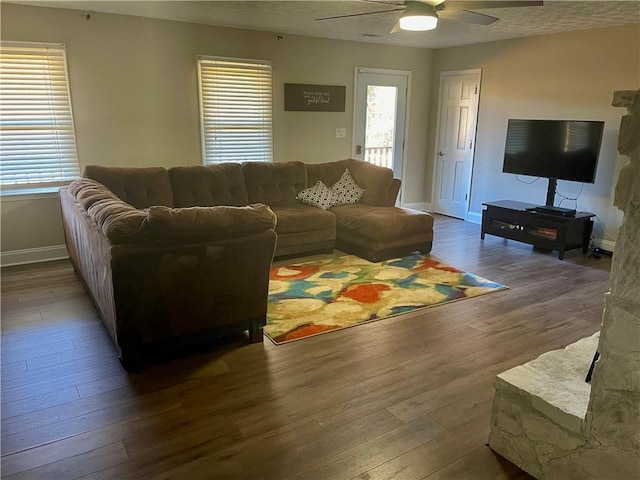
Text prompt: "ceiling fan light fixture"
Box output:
[[399, 13, 438, 31], [398, 3, 438, 31]]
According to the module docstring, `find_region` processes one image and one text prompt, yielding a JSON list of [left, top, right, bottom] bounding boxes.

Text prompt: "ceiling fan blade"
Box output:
[[441, 1, 543, 10], [316, 8, 404, 21], [438, 8, 499, 25], [390, 21, 403, 34], [359, 0, 405, 4]]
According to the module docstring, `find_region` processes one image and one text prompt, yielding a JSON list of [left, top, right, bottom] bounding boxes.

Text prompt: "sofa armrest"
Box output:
[[65, 179, 148, 243], [145, 204, 276, 239], [389, 178, 401, 206]]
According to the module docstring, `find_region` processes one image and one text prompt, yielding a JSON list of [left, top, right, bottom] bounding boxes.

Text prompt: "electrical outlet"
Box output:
[[335, 128, 347, 138]]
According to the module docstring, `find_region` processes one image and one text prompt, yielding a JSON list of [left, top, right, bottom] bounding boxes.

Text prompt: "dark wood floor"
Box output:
[[1, 215, 612, 479]]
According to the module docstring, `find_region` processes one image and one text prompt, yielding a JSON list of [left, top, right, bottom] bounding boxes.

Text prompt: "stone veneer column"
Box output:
[[488, 89, 640, 479], [573, 89, 640, 479]]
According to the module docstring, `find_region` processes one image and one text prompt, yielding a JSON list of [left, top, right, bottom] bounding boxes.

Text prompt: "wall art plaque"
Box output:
[[284, 83, 346, 112]]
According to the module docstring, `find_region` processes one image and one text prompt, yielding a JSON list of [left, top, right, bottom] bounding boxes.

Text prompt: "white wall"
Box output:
[[428, 24, 640, 247], [0, 3, 433, 261]]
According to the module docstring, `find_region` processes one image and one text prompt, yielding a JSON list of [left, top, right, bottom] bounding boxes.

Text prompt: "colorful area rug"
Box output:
[[265, 252, 507, 344]]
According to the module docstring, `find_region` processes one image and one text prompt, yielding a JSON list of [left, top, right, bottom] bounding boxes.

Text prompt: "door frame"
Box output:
[[431, 68, 482, 221], [353, 67, 412, 203]]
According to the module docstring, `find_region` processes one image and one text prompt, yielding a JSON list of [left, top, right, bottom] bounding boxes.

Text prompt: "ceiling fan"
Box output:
[[316, 0, 544, 33]]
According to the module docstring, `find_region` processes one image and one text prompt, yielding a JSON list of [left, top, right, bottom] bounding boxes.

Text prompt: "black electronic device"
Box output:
[[502, 119, 604, 207], [533, 205, 577, 217]]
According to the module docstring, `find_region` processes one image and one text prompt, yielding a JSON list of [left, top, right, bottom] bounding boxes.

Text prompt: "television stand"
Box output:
[[481, 200, 595, 260]]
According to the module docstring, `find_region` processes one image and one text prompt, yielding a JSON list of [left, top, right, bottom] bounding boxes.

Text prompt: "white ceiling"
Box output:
[[8, 0, 640, 49]]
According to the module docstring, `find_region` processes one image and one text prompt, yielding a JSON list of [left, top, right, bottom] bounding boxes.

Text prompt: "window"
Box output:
[[197, 56, 273, 164], [0, 42, 80, 192]]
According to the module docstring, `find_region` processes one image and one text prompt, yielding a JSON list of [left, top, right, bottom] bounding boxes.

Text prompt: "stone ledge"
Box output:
[[489, 333, 600, 476], [498, 333, 598, 433]]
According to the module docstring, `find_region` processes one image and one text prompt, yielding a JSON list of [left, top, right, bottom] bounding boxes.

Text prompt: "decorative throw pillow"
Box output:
[[296, 180, 338, 210], [330, 168, 365, 205]]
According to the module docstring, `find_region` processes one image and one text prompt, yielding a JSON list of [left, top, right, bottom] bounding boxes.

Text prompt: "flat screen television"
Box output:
[[502, 119, 604, 207]]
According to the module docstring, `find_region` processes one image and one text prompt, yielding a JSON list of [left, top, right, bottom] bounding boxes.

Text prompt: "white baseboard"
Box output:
[[403, 201, 431, 212], [1, 245, 68, 267], [465, 211, 482, 225], [592, 238, 616, 252]]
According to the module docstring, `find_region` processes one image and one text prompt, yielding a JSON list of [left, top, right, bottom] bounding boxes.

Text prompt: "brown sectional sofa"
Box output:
[[60, 159, 433, 369]]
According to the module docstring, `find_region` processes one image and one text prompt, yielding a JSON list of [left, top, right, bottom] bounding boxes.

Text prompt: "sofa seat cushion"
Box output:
[[332, 204, 434, 242], [169, 164, 249, 207], [145, 204, 276, 239], [270, 205, 336, 234], [83, 165, 174, 209], [331, 204, 434, 262]]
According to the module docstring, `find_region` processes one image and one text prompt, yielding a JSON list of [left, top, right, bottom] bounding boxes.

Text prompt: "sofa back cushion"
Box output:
[[306, 159, 396, 206], [83, 165, 174, 209], [169, 164, 248, 207], [242, 161, 307, 207]]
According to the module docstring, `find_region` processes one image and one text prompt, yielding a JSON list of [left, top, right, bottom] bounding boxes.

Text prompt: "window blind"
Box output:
[[197, 56, 273, 164], [0, 42, 80, 189]]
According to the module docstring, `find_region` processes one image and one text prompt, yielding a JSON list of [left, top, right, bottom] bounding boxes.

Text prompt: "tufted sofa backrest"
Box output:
[[169, 163, 248, 207], [242, 161, 307, 207], [81, 159, 399, 210], [306, 159, 398, 207], [83, 165, 174, 209]]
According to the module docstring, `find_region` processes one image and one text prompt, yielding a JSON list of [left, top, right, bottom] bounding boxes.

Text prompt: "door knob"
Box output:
[[439, 151, 446, 156]]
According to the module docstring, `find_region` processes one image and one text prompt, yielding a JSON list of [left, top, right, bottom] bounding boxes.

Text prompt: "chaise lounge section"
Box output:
[[241, 159, 434, 261]]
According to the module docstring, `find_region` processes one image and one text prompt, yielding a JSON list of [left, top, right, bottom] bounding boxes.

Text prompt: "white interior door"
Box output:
[[354, 68, 409, 193], [432, 70, 481, 220]]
